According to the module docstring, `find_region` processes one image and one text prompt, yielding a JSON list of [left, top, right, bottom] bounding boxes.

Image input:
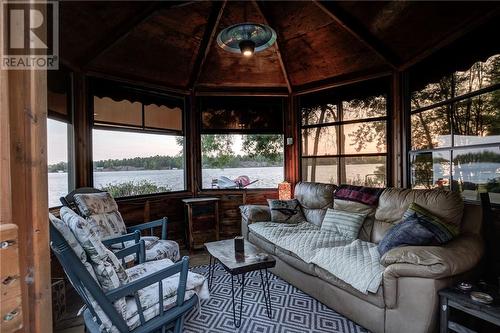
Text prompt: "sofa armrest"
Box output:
[[240, 205, 271, 239], [382, 234, 484, 308]]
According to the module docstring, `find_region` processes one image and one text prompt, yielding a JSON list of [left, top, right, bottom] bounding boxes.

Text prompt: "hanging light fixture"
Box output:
[[217, 22, 276, 57]]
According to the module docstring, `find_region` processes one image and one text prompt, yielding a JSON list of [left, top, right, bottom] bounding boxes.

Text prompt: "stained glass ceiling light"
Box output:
[[217, 23, 277, 57]]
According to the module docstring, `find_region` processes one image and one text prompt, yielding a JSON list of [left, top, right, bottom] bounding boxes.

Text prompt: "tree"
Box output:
[[242, 134, 283, 163]]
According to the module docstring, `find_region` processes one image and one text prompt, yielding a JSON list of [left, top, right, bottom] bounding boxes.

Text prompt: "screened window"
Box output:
[[200, 97, 284, 189], [410, 54, 500, 203], [300, 79, 389, 187], [91, 79, 186, 197], [47, 68, 74, 207]]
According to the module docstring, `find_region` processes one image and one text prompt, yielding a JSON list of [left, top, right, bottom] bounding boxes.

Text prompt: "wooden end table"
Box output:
[[439, 286, 500, 333], [182, 197, 220, 250], [204, 239, 276, 327]]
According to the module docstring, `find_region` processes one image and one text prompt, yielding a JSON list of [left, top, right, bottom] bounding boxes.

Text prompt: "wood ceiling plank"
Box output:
[[190, 1, 227, 89], [313, 0, 398, 69], [253, 0, 292, 93]]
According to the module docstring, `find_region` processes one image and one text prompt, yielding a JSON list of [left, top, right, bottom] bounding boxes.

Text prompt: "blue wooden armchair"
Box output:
[[50, 222, 197, 333], [60, 188, 180, 262]]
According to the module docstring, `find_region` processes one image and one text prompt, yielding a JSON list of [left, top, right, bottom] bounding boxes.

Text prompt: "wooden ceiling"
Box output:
[[60, 1, 500, 92]]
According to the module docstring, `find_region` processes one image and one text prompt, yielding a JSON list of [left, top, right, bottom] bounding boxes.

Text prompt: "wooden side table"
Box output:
[[439, 287, 500, 333], [182, 197, 220, 250]]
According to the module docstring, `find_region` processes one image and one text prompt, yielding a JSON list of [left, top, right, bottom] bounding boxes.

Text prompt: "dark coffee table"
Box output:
[[204, 239, 276, 327]]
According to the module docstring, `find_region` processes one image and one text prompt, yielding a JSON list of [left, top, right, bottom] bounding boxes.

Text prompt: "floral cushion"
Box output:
[[145, 240, 180, 262], [123, 259, 209, 330], [74, 192, 127, 238], [49, 213, 99, 282], [60, 207, 129, 321], [74, 192, 119, 216]]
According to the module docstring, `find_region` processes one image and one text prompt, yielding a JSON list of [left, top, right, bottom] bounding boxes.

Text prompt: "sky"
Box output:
[[47, 118, 244, 164]]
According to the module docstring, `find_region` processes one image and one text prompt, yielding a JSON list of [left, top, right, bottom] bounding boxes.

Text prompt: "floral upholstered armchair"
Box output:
[[60, 188, 180, 263]]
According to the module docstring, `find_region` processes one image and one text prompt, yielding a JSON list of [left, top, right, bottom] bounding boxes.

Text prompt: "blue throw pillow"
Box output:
[[377, 213, 436, 256]]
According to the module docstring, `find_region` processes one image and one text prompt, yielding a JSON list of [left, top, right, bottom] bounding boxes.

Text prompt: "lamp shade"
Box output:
[[278, 181, 292, 200]]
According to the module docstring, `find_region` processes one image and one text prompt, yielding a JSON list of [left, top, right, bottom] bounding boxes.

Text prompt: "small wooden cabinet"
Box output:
[[182, 197, 220, 250]]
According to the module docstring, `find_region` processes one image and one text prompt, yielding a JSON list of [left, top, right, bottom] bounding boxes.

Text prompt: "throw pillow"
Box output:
[[377, 214, 435, 256], [321, 208, 367, 240], [402, 202, 459, 243], [267, 199, 306, 223], [334, 184, 384, 206]]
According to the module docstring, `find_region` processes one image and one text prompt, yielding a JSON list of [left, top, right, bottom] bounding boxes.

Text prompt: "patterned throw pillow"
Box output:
[[378, 214, 436, 256], [267, 199, 306, 224], [402, 202, 459, 243], [321, 208, 367, 240]]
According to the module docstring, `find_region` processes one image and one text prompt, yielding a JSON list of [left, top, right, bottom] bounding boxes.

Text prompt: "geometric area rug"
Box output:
[[184, 264, 370, 333]]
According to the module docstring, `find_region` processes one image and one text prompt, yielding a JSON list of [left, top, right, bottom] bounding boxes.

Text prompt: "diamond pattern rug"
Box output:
[[184, 264, 370, 333]]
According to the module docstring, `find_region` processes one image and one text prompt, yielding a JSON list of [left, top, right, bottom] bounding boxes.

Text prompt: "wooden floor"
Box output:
[[55, 250, 210, 333]]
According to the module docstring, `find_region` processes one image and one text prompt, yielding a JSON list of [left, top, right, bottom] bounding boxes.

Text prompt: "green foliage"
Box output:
[[242, 134, 284, 163], [99, 180, 171, 197], [201, 134, 283, 168], [48, 161, 68, 173], [93, 155, 183, 171]]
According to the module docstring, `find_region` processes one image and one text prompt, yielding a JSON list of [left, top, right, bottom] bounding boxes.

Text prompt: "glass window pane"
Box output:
[[94, 97, 142, 127], [452, 146, 500, 204], [342, 156, 386, 187], [201, 134, 284, 189], [144, 104, 182, 132], [301, 126, 337, 156], [411, 107, 451, 150], [343, 121, 386, 154], [453, 91, 500, 146], [410, 151, 451, 190], [301, 104, 338, 125], [302, 157, 338, 184], [342, 95, 386, 121], [92, 130, 185, 196], [455, 54, 500, 97], [47, 119, 69, 207], [410, 76, 453, 110]]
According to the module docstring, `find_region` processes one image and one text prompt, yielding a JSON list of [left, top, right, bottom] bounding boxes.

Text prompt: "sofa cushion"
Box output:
[[248, 231, 276, 255], [294, 182, 336, 226], [321, 208, 367, 240], [373, 188, 464, 242], [267, 199, 306, 224], [274, 247, 317, 276], [314, 266, 385, 308]]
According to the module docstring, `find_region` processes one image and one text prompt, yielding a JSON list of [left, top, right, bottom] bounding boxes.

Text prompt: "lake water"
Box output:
[[48, 164, 384, 207], [48, 163, 500, 207]]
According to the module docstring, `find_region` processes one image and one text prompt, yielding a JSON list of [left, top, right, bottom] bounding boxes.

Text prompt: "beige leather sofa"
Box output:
[[240, 182, 484, 333]]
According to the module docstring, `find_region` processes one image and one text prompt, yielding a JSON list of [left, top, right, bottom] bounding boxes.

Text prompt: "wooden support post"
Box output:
[[0, 2, 53, 331]]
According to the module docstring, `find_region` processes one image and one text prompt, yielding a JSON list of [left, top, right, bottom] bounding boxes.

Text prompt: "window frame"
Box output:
[[408, 63, 500, 203], [47, 68, 75, 208], [89, 79, 188, 197], [197, 96, 286, 191], [298, 87, 391, 187]]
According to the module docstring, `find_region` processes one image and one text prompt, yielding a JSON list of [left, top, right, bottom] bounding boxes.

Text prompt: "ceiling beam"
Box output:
[[80, 1, 193, 69], [253, 1, 293, 94], [189, 1, 226, 89], [313, 0, 399, 69]]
